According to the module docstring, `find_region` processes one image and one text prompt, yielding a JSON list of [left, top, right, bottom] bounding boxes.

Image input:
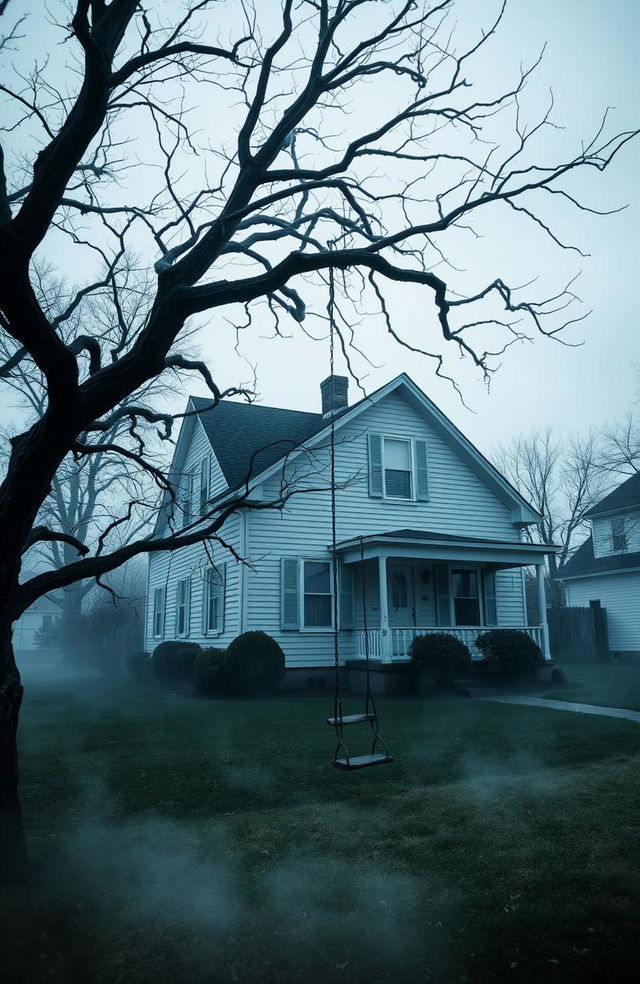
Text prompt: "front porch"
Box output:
[[352, 624, 546, 662], [337, 529, 555, 663]]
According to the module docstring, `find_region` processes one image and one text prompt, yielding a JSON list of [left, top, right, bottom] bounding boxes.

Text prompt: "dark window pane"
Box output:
[[391, 572, 408, 608], [385, 469, 411, 498], [454, 598, 480, 625], [304, 595, 332, 626], [304, 562, 331, 593]]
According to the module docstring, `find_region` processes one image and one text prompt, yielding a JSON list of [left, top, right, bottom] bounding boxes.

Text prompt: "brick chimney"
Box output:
[[320, 374, 348, 417]]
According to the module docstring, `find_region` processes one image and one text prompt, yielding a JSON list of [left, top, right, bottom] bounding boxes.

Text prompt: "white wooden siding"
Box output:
[[592, 511, 640, 558], [494, 569, 526, 625], [144, 413, 239, 652], [566, 573, 640, 651], [245, 392, 525, 666]]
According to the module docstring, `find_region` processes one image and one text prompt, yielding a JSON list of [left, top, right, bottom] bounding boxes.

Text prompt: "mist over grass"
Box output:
[[3, 676, 640, 983]]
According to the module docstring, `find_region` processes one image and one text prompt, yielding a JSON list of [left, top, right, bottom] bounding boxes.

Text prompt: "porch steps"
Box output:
[[333, 753, 393, 771], [326, 713, 376, 726]]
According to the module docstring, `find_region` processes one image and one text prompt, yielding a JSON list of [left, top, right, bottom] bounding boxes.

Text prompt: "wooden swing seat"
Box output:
[[326, 712, 376, 726], [333, 753, 393, 770]]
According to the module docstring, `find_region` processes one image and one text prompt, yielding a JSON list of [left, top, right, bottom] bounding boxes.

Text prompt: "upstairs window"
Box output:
[[180, 470, 194, 528], [611, 516, 627, 552], [368, 434, 429, 501], [199, 456, 210, 517], [383, 438, 413, 499]]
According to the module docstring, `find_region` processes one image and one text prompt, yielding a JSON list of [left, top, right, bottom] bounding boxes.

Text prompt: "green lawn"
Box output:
[[3, 677, 640, 984], [546, 661, 640, 711]]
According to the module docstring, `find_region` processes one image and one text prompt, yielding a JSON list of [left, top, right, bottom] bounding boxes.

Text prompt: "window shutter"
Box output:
[[216, 564, 225, 633], [368, 433, 383, 497], [201, 572, 208, 634], [339, 563, 355, 629], [281, 558, 299, 630], [483, 569, 497, 626], [185, 578, 191, 637], [414, 440, 429, 501], [434, 564, 450, 626]]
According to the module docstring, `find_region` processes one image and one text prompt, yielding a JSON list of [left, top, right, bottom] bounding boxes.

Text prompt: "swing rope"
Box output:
[[326, 259, 392, 770]]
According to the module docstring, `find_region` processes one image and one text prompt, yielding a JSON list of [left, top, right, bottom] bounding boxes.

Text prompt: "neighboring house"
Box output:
[[558, 471, 640, 656], [145, 373, 555, 686], [13, 593, 60, 662]]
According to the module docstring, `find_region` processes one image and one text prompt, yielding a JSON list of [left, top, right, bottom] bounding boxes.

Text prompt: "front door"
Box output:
[[387, 563, 416, 628]]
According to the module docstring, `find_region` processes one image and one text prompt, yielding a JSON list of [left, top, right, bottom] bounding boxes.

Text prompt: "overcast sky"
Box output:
[[3, 0, 639, 459]]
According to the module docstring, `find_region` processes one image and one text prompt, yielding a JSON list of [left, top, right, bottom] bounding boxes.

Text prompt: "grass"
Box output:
[[3, 675, 640, 983], [545, 661, 640, 711]]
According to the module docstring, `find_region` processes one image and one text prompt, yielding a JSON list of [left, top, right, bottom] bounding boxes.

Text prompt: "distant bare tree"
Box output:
[[495, 430, 609, 605], [0, 0, 636, 883], [599, 411, 640, 478]]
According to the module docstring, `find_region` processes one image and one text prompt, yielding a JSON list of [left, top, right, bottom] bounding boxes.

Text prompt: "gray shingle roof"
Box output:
[[558, 535, 640, 579], [584, 471, 640, 517], [190, 397, 327, 490]]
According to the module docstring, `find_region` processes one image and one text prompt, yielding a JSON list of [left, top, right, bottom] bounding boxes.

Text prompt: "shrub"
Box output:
[[126, 650, 151, 683], [474, 629, 543, 681], [551, 666, 566, 684], [152, 641, 201, 689], [194, 647, 226, 696], [408, 632, 471, 690], [222, 631, 285, 696]]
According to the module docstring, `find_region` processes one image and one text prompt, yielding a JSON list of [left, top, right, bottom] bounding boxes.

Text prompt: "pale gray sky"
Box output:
[[2, 0, 639, 457]]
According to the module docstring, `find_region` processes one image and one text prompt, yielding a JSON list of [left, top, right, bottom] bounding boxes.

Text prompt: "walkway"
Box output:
[[481, 694, 640, 724]]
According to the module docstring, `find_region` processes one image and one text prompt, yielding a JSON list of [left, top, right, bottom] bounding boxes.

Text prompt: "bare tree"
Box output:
[[599, 410, 640, 477], [495, 429, 609, 605], [0, 0, 636, 882]]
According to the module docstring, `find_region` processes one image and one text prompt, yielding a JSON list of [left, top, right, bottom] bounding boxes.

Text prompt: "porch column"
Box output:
[[536, 562, 551, 660], [378, 555, 392, 663]]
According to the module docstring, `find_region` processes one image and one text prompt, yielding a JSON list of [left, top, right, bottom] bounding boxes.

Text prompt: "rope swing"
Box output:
[[325, 260, 393, 771]]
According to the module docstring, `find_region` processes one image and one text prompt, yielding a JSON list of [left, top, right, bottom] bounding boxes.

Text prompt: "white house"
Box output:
[[144, 373, 554, 687], [559, 472, 640, 656]]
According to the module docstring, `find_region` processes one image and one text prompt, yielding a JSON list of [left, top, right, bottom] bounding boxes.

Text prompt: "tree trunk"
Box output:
[[0, 620, 27, 884]]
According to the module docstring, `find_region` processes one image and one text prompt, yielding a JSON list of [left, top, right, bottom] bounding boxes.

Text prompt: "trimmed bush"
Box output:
[[152, 641, 201, 689], [474, 629, 543, 681], [551, 666, 566, 684], [222, 631, 285, 696], [126, 650, 151, 683], [194, 647, 226, 696], [408, 632, 471, 691]]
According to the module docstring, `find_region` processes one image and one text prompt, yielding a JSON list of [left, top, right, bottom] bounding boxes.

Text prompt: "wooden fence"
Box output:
[[547, 602, 609, 663]]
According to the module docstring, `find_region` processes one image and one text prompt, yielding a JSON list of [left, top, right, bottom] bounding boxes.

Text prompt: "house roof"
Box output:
[[558, 535, 640, 580], [584, 471, 640, 518], [188, 374, 541, 525], [190, 396, 328, 490]]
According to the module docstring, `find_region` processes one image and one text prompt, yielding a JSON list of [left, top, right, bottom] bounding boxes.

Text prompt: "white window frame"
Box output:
[[152, 586, 166, 639], [449, 565, 484, 627], [381, 435, 416, 501], [300, 558, 335, 631], [180, 469, 194, 529], [611, 516, 627, 553], [203, 565, 223, 636], [175, 577, 191, 637]]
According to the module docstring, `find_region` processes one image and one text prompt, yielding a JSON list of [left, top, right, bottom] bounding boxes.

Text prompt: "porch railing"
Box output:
[[352, 625, 544, 661]]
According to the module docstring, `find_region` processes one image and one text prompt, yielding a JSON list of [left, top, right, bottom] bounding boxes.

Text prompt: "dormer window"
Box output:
[[611, 516, 627, 552]]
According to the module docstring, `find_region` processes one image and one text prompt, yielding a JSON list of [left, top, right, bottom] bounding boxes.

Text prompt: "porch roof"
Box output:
[[336, 529, 559, 567]]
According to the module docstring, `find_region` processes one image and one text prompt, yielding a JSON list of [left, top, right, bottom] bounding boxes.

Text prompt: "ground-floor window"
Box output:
[[175, 578, 191, 636], [302, 560, 333, 628], [153, 586, 166, 638], [204, 566, 224, 633], [452, 569, 480, 625]]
